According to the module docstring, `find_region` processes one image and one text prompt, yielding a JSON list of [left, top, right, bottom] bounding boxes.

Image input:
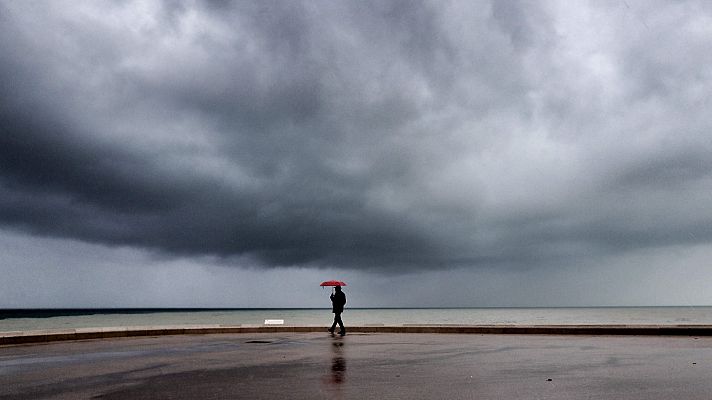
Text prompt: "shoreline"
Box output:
[[4, 324, 712, 345]]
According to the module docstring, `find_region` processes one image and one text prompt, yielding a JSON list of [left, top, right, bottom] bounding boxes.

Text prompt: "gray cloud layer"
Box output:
[[1, 0, 711, 272]]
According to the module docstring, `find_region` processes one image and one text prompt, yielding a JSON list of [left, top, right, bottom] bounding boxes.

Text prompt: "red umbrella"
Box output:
[[320, 280, 347, 287]]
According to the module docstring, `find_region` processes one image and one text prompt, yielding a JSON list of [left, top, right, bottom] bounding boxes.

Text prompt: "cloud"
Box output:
[[1, 0, 711, 273]]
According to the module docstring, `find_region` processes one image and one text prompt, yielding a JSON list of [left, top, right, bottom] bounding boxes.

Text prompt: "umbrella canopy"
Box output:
[[320, 280, 347, 287]]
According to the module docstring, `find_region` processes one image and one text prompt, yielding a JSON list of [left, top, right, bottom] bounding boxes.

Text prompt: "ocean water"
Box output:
[[2, 307, 712, 332]]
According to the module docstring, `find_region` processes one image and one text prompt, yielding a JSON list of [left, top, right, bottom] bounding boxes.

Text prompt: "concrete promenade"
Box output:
[[3, 324, 712, 345], [3, 330, 712, 399]]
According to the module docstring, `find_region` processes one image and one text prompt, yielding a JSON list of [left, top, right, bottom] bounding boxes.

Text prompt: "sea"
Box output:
[[2, 307, 712, 332]]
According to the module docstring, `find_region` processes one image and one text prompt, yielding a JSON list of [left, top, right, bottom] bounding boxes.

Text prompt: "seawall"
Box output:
[[4, 324, 712, 345]]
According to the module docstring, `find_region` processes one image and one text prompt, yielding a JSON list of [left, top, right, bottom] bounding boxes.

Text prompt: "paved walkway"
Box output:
[[2, 332, 712, 399]]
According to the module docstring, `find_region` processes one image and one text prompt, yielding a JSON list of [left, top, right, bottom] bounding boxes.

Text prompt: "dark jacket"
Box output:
[[330, 290, 346, 314]]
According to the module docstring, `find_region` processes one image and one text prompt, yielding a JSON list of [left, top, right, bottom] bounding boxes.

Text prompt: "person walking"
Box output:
[[329, 285, 347, 336]]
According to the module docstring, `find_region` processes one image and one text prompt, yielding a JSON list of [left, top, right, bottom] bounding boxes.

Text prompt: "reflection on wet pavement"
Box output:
[[331, 340, 346, 384]]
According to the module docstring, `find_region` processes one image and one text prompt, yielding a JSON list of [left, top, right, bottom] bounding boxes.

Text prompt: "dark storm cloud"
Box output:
[[1, 0, 712, 272]]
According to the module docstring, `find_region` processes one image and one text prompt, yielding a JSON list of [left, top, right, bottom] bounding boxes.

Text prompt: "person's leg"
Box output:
[[329, 315, 337, 333], [336, 313, 345, 335]]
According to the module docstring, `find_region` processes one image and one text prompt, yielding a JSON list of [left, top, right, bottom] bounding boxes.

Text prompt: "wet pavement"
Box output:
[[2, 332, 712, 399]]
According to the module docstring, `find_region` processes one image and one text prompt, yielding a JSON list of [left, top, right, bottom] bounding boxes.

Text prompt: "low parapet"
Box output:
[[3, 324, 712, 345]]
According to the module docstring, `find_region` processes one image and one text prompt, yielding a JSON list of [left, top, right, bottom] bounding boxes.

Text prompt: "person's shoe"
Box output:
[[338, 330, 346, 336], [328, 328, 335, 334]]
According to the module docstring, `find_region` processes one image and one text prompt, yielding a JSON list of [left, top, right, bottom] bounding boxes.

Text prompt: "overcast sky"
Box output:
[[2, 0, 712, 308]]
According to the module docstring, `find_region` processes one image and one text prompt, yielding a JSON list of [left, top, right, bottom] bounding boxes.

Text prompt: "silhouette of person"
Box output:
[[328, 285, 346, 336]]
